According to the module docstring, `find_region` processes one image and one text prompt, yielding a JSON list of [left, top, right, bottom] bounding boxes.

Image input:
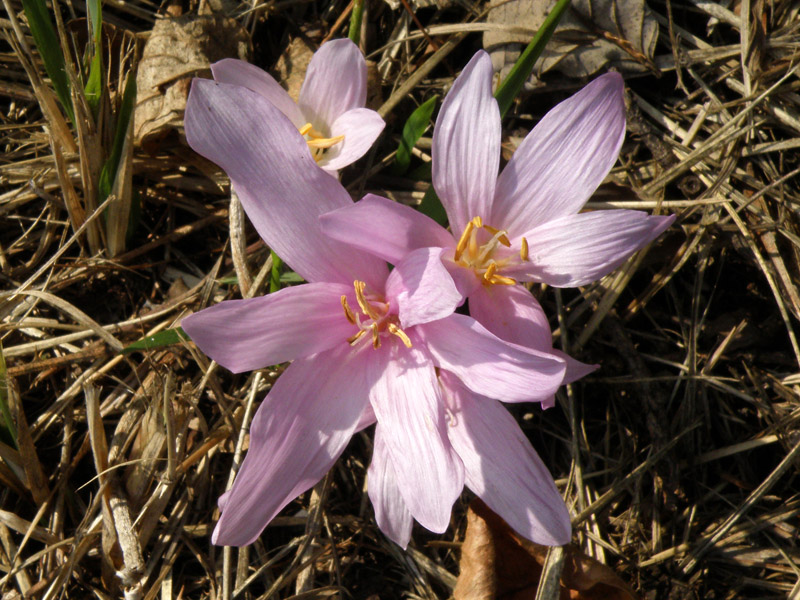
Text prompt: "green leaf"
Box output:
[[417, 186, 448, 225], [348, 0, 364, 45], [0, 342, 17, 448], [122, 327, 189, 354], [269, 251, 283, 293], [83, 0, 103, 115], [493, 0, 572, 118], [393, 95, 437, 175], [280, 271, 304, 284], [21, 0, 75, 124], [407, 161, 432, 182], [98, 71, 136, 205]]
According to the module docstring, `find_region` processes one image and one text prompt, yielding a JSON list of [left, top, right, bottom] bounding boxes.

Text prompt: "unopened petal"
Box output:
[[419, 314, 566, 403], [492, 72, 627, 236], [321, 108, 385, 172], [368, 426, 414, 548], [211, 58, 305, 128], [432, 51, 500, 234], [441, 371, 571, 545], [212, 344, 373, 546], [181, 282, 353, 372], [185, 79, 387, 289], [506, 210, 675, 287], [299, 38, 366, 131], [320, 194, 453, 265]]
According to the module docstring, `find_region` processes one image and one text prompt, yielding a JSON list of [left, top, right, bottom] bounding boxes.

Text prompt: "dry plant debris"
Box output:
[[1, 0, 800, 598]]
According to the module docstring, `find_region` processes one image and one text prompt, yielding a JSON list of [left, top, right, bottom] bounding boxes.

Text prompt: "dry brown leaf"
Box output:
[[134, 14, 250, 152], [454, 498, 638, 600], [483, 0, 658, 87]]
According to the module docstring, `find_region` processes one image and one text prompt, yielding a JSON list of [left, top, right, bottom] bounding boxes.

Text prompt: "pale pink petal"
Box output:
[[467, 284, 552, 350], [491, 73, 627, 237], [355, 402, 377, 432], [368, 426, 414, 548], [212, 344, 374, 546], [418, 314, 566, 403], [554, 349, 598, 385], [320, 194, 453, 265], [432, 51, 500, 235], [505, 210, 675, 287], [385, 247, 461, 328], [211, 58, 305, 128], [181, 282, 353, 372], [440, 371, 571, 545], [320, 108, 385, 172], [367, 342, 464, 533], [299, 38, 366, 131], [185, 79, 387, 290]]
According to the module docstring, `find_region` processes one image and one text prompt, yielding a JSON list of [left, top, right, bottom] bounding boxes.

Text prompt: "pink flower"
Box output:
[[182, 76, 571, 547], [210, 38, 384, 174], [321, 51, 675, 400]]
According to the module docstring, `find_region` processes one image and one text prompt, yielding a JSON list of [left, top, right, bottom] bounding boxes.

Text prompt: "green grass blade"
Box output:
[[0, 342, 17, 448], [493, 0, 572, 118], [21, 0, 75, 123], [83, 0, 103, 114], [122, 327, 189, 354], [393, 95, 437, 175], [417, 186, 448, 225], [98, 71, 136, 204], [269, 251, 283, 293], [348, 0, 364, 45]]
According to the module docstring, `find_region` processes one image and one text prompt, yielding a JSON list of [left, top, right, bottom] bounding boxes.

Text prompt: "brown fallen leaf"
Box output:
[[454, 498, 638, 600]]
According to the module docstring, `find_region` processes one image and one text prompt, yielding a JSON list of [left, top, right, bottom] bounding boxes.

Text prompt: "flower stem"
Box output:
[[348, 0, 364, 46]]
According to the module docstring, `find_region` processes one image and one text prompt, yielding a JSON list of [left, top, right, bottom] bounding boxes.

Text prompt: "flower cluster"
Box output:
[[182, 40, 674, 548]]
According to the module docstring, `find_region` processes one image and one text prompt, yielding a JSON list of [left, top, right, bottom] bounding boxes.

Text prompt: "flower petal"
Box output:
[[211, 58, 305, 128], [320, 194, 453, 265], [419, 314, 566, 403], [467, 284, 552, 350], [181, 282, 352, 373], [299, 38, 366, 131], [505, 210, 675, 287], [185, 79, 387, 289], [321, 108, 385, 172], [212, 344, 373, 546], [432, 51, 500, 234], [441, 371, 571, 545], [368, 342, 464, 533], [385, 247, 461, 328], [368, 426, 414, 548], [491, 72, 627, 236]]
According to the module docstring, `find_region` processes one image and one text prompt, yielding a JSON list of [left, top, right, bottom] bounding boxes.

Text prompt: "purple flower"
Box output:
[[182, 76, 571, 547], [210, 38, 384, 174], [321, 51, 675, 398]]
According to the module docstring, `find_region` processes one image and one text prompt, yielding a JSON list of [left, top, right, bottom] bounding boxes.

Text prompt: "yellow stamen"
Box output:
[[354, 281, 382, 322], [471, 216, 483, 228], [387, 323, 413, 348], [371, 323, 380, 349], [488, 273, 517, 285], [483, 262, 498, 283], [520, 237, 529, 261], [483, 225, 511, 247], [306, 134, 345, 149], [298, 122, 313, 136], [454, 220, 475, 262], [348, 329, 367, 345], [341, 295, 356, 324]]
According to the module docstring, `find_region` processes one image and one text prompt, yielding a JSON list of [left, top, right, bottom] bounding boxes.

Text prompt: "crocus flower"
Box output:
[[321, 51, 675, 387], [182, 76, 571, 548], [210, 38, 384, 174]]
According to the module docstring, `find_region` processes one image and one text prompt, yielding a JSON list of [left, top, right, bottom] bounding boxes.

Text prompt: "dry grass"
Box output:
[[1, 0, 800, 598]]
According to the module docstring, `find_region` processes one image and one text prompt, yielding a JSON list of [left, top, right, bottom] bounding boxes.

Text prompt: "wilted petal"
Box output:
[[320, 194, 453, 265], [432, 51, 500, 235], [212, 344, 373, 546], [505, 210, 675, 287], [299, 38, 366, 130], [185, 79, 387, 290], [211, 58, 305, 128], [181, 282, 353, 373], [419, 314, 566, 403], [368, 342, 464, 533], [321, 108, 385, 171], [385, 247, 461, 328], [441, 371, 571, 545], [492, 73, 627, 237], [368, 426, 414, 548]]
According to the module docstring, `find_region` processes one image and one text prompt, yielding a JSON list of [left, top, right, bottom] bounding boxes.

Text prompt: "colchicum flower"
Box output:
[[321, 51, 675, 398], [182, 75, 572, 548], [210, 38, 384, 174]]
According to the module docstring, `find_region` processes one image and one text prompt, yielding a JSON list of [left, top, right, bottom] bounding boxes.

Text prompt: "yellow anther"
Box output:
[[488, 273, 517, 286], [520, 237, 529, 261], [354, 281, 382, 321], [483, 225, 511, 247], [454, 220, 475, 262], [483, 262, 498, 283], [388, 323, 413, 348], [348, 329, 367, 345], [371, 323, 381, 349], [298, 122, 313, 136], [341, 295, 356, 324], [306, 134, 345, 149], [471, 216, 483, 228]]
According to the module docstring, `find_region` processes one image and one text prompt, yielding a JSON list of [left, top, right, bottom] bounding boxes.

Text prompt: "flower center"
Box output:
[[341, 280, 412, 350], [298, 122, 344, 163], [453, 216, 529, 286]]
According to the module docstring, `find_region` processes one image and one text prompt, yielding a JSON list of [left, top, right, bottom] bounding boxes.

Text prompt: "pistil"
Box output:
[[341, 281, 413, 349]]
